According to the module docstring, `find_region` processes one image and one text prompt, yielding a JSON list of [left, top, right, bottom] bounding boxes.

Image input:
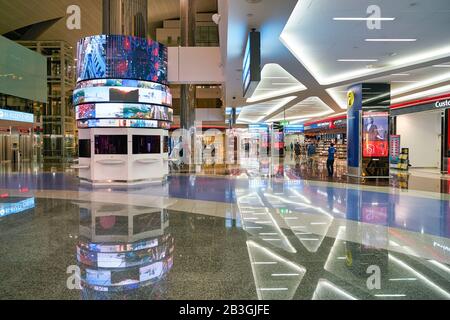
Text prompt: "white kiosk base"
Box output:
[[76, 128, 169, 186]]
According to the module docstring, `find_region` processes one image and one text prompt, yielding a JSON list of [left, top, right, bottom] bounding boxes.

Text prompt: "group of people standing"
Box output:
[[289, 140, 336, 177]]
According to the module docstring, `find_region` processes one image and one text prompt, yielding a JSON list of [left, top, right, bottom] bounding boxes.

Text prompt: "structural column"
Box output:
[[103, 0, 148, 37], [180, 0, 197, 131], [347, 83, 391, 178]]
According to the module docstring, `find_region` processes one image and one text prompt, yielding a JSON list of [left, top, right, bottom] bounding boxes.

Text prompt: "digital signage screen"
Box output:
[[77, 119, 170, 129], [132, 136, 161, 155], [79, 139, 91, 158], [362, 112, 389, 158], [95, 135, 128, 155], [242, 31, 261, 98], [77, 35, 168, 84], [76, 103, 173, 122], [73, 86, 172, 106]]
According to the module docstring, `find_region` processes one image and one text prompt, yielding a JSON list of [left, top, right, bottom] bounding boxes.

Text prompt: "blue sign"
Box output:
[[0, 198, 35, 218], [249, 124, 268, 132], [0, 109, 34, 123], [284, 125, 304, 134]]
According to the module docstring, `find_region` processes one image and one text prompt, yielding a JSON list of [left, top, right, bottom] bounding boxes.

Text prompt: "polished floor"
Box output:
[[0, 158, 449, 300]]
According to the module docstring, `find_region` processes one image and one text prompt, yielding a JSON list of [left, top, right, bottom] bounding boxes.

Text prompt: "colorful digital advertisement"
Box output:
[[362, 112, 389, 158]]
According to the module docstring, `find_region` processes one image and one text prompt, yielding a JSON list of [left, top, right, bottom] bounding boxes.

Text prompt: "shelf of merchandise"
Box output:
[[316, 140, 347, 159]]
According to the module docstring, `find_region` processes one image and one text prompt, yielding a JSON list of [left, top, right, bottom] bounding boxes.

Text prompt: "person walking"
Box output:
[[327, 143, 336, 177], [294, 141, 301, 160], [307, 142, 315, 165]]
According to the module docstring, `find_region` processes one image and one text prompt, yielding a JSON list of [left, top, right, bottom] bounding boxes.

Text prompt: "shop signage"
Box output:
[[284, 124, 304, 134], [0, 109, 34, 123], [304, 121, 330, 131], [248, 124, 268, 132], [333, 119, 347, 128], [435, 99, 450, 109]]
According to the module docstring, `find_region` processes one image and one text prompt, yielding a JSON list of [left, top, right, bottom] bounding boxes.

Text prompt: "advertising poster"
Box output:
[[362, 112, 389, 158]]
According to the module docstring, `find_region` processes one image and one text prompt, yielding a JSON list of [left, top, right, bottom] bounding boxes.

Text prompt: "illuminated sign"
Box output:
[[0, 198, 35, 217], [435, 99, 450, 109], [284, 124, 304, 134], [243, 30, 261, 98], [0, 109, 34, 123], [249, 124, 268, 132]]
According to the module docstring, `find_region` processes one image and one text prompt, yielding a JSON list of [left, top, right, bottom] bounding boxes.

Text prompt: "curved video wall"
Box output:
[[76, 35, 167, 83], [76, 104, 173, 122], [74, 35, 172, 130]]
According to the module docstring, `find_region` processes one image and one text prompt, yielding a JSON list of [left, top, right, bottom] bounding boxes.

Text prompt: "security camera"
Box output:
[[212, 13, 221, 25]]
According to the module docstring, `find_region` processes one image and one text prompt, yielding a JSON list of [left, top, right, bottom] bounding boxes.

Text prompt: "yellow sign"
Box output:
[[347, 91, 355, 109]]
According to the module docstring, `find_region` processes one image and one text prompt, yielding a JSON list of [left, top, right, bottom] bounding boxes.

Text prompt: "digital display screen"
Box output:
[[79, 238, 159, 253], [362, 112, 389, 158], [77, 35, 168, 83], [73, 86, 172, 106], [132, 135, 161, 155], [80, 257, 172, 291], [95, 135, 128, 155], [76, 103, 173, 122], [79, 139, 91, 158], [78, 119, 171, 129], [76, 79, 169, 91], [77, 240, 173, 268]]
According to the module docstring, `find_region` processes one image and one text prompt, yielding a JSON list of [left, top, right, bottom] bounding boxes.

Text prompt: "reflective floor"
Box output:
[[0, 158, 449, 300]]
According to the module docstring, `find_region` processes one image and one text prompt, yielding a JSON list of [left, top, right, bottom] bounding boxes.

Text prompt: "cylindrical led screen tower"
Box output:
[[74, 35, 173, 185]]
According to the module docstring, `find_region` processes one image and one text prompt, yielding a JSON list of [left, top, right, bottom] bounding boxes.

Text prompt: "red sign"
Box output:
[[363, 140, 389, 157]]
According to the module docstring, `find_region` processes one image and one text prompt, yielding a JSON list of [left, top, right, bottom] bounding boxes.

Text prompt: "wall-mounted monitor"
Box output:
[[79, 139, 91, 158], [132, 135, 161, 154], [95, 135, 128, 155]]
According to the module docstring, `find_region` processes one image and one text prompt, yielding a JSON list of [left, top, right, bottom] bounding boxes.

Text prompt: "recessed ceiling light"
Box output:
[[433, 64, 450, 68], [365, 39, 417, 42], [337, 59, 378, 62], [391, 73, 410, 76], [333, 17, 395, 21]]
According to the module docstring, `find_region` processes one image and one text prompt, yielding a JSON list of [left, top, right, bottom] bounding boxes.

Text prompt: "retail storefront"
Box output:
[[284, 124, 305, 152], [391, 95, 450, 173], [303, 115, 347, 159], [0, 109, 36, 164]]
